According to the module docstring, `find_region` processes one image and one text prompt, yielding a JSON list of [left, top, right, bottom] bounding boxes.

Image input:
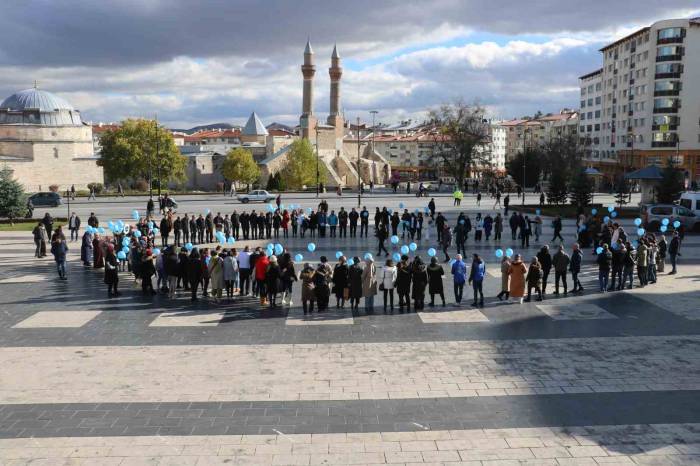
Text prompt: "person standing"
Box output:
[[173, 216, 182, 247], [141, 249, 156, 295], [509, 212, 518, 241], [381, 258, 397, 313], [536, 245, 552, 295], [164, 248, 179, 299], [468, 253, 485, 307], [376, 222, 389, 257], [411, 256, 428, 311], [160, 216, 171, 248], [533, 214, 542, 242], [147, 198, 155, 217], [657, 234, 667, 273], [104, 244, 119, 296], [621, 241, 636, 289], [70, 184, 76, 200], [507, 254, 527, 304], [362, 255, 378, 313], [395, 255, 412, 312], [521, 215, 531, 248], [668, 231, 680, 274], [525, 257, 543, 302], [68, 212, 81, 242], [636, 239, 648, 286], [80, 229, 93, 266], [596, 243, 612, 292], [494, 213, 503, 243], [51, 234, 68, 280], [496, 255, 511, 301], [552, 245, 570, 295], [196, 214, 205, 244], [427, 257, 445, 307], [88, 185, 96, 200], [265, 255, 281, 308], [609, 242, 625, 291], [313, 262, 331, 312], [349, 208, 359, 237], [255, 252, 270, 305], [552, 215, 564, 244], [187, 249, 203, 301], [332, 257, 349, 308], [570, 243, 583, 293], [360, 207, 369, 238], [440, 224, 452, 263], [33, 221, 48, 258], [348, 257, 363, 311], [451, 254, 467, 304], [300, 264, 316, 314]]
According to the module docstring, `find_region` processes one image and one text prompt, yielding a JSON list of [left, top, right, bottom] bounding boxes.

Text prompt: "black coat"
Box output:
[[332, 264, 349, 295], [187, 257, 203, 282], [427, 264, 444, 294], [348, 265, 363, 299], [411, 265, 428, 298], [396, 263, 412, 293]]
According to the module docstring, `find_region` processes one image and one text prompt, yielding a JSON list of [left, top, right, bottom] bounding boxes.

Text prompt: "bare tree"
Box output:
[[429, 100, 492, 188]]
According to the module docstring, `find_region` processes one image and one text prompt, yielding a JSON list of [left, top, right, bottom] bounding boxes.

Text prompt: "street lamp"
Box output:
[[155, 115, 161, 198], [357, 117, 362, 207]]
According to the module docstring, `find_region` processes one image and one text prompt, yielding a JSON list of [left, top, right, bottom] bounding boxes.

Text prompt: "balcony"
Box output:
[[654, 89, 680, 97], [655, 72, 682, 79], [657, 36, 683, 45], [627, 142, 633, 148], [652, 124, 678, 131], [652, 141, 678, 148], [630, 62, 636, 69], [653, 107, 679, 114], [628, 110, 634, 116], [629, 78, 635, 85], [657, 54, 683, 62]]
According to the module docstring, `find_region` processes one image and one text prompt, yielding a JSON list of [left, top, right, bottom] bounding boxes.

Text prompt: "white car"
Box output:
[[237, 190, 276, 203]]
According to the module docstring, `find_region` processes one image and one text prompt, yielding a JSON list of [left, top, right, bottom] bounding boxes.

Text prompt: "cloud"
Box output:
[[0, 1, 698, 127]]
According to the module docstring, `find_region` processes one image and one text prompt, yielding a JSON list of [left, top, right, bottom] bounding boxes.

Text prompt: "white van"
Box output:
[[679, 192, 700, 216]]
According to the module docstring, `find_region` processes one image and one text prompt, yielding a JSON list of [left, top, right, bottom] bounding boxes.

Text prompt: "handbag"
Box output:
[[343, 287, 350, 300], [379, 283, 385, 291]]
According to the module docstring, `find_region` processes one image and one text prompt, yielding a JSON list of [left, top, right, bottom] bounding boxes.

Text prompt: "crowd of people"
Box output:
[[32, 194, 685, 310]]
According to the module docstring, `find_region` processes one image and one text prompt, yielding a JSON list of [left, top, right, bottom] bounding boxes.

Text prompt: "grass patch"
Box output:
[[0, 218, 68, 232]]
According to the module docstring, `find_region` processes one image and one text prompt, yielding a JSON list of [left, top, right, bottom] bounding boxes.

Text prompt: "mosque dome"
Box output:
[[0, 88, 83, 126]]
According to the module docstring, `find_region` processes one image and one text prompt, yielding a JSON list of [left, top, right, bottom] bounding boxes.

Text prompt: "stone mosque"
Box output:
[[0, 87, 103, 191], [260, 41, 391, 187]]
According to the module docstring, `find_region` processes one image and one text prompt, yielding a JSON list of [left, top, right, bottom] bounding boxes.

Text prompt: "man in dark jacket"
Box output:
[[187, 249, 203, 301], [609, 242, 625, 291], [159, 217, 171, 247], [396, 256, 412, 312], [177, 247, 190, 290], [68, 212, 81, 242], [536, 245, 552, 295], [196, 215, 205, 244], [552, 245, 570, 294], [570, 243, 583, 292], [596, 244, 612, 292], [668, 231, 680, 274], [173, 216, 181, 247], [509, 212, 518, 240]]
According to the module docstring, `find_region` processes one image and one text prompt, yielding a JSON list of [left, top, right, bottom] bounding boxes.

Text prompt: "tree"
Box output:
[[656, 158, 684, 204], [506, 149, 543, 188], [0, 167, 27, 221], [222, 148, 261, 188], [97, 119, 186, 187], [547, 164, 569, 205], [280, 139, 327, 189], [613, 173, 631, 208], [569, 169, 595, 208], [429, 100, 491, 189]]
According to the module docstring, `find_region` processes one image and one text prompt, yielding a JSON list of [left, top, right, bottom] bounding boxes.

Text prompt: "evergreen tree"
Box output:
[[569, 169, 594, 208], [0, 167, 27, 221], [656, 158, 684, 204], [613, 173, 631, 208]]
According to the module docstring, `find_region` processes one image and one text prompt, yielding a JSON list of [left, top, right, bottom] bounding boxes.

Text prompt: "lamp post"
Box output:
[[315, 124, 320, 197], [147, 117, 153, 201], [522, 128, 529, 206], [155, 114, 161, 197], [357, 117, 361, 207]]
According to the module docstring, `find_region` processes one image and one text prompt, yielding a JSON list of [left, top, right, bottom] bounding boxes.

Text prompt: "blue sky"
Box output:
[[0, 1, 698, 128]]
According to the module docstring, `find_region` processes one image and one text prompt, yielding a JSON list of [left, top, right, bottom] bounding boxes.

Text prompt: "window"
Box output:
[[657, 45, 683, 57], [658, 27, 683, 40], [594, 124, 600, 131], [595, 96, 601, 105], [580, 100, 585, 108], [654, 98, 680, 109], [588, 85, 594, 93], [587, 112, 592, 119], [587, 98, 593, 106], [595, 83, 602, 91], [580, 113, 585, 121], [580, 125, 585, 132], [594, 110, 601, 118]]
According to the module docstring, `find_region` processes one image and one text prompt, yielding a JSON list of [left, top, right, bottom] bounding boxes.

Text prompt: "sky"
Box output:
[[0, 1, 698, 129]]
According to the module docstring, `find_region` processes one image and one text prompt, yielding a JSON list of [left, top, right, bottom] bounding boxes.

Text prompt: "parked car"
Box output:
[[679, 192, 700, 217], [641, 203, 700, 231], [27, 192, 63, 208], [237, 190, 275, 203]]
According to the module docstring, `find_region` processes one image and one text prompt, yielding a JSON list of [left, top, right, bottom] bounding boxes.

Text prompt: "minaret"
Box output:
[[300, 39, 317, 139], [327, 44, 342, 127]]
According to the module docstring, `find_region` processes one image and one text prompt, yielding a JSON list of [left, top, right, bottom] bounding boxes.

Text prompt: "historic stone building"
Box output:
[[260, 41, 391, 187], [0, 87, 103, 192]]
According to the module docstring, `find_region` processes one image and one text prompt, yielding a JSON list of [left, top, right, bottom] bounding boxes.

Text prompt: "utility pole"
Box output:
[[155, 114, 161, 197], [147, 117, 153, 200], [315, 124, 320, 197], [370, 110, 378, 153], [357, 117, 361, 207], [522, 128, 528, 206]]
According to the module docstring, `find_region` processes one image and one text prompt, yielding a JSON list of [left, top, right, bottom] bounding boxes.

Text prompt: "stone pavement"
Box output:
[[2, 194, 700, 465]]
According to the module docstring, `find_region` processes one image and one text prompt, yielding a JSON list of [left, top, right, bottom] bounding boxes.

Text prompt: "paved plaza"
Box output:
[[2, 192, 700, 465]]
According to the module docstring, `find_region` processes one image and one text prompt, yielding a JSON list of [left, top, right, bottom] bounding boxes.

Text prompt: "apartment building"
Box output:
[[500, 110, 579, 161], [579, 69, 604, 160], [582, 17, 700, 182]]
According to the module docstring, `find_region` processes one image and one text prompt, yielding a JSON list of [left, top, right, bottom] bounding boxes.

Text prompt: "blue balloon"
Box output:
[[637, 228, 645, 236], [131, 210, 139, 220], [108, 221, 115, 231], [427, 248, 436, 257], [274, 244, 284, 255], [495, 249, 504, 258], [307, 207, 313, 214], [400, 245, 409, 255], [205, 208, 211, 215], [459, 219, 465, 224], [152, 227, 159, 235], [122, 237, 130, 246], [662, 218, 670, 226], [388, 208, 393, 214], [409, 242, 417, 252], [399, 202, 404, 209], [347, 258, 354, 266], [227, 236, 235, 244], [596, 246, 603, 254], [414, 209, 420, 214], [294, 253, 303, 262], [535, 209, 541, 215], [660, 225, 668, 233], [185, 242, 193, 251], [634, 218, 642, 226], [505, 248, 514, 258], [307, 243, 316, 252], [611, 211, 618, 218], [97, 227, 105, 234], [335, 251, 343, 259], [603, 216, 610, 223], [268, 203, 276, 212], [607, 205, 615, 213], [449, 259, 457, 267], [364, 252, 373, 261], [152, 248, 161, 255], [424, 207, 430, 214], [392, 252, 401, 262], [673, 220, 681, 229], [632, 240, 639, 248], [591, 208, 598, 215], [205, 256, 211, 265], [579, 225, 587, 232], [133, 230, 142, 238], [116, 251, 126, 260], [390, 235, 399, 244], [148, 221, 154, 230]]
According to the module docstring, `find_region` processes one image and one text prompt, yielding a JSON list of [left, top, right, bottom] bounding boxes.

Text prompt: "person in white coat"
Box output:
[[381, 259, 397, 313], [222, 250, 239, 299]]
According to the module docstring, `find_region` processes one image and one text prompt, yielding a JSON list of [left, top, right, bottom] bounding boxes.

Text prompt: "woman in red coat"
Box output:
[[255, 253, 270, 305], [281, 211, 290, 239]]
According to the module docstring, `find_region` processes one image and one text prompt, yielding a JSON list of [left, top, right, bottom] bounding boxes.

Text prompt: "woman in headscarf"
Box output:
[[208, 250, 224, 301], [265, 255, 282, 307], [348, 256, 364, 311], [81, 229, 94, 267], [497, 255, 511, 301], [332, 256, 349, 308], [104, 243, 119, 297], [427, 257, 445, 307], [410, 256, 428, 311], [362, 254, 378, 313], [507, 254, 527, 304], [300, 263, 316, 314]]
